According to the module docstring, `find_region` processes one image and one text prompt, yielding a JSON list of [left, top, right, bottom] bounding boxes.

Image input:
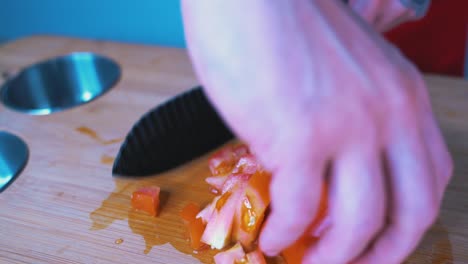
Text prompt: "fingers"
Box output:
[[259, 153, 326, 256], [356, 127, 438, 263], [349, 0, 416, 32], [422, 113, 454, 199], [304, 143, 386, 263], [349, 0, 381, 24], [374, 0, 414, 32]]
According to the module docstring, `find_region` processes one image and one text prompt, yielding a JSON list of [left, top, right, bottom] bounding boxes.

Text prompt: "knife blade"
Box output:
[[112, 86, 235, 176]]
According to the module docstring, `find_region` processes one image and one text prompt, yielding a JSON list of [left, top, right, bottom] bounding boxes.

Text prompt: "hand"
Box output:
[[182, 0, 453, 263], [349, 0, 426, 32]]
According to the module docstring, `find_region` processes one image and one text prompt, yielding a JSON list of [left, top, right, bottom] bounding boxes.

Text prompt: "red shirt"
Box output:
[[385, 0, 468, 76]]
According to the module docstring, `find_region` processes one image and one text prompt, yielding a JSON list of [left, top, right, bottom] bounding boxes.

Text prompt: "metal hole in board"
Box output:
[[0, 52, 121, 115], [0, 131, 29, 193]]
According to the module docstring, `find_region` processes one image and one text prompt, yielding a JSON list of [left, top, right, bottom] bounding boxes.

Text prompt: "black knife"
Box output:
[[112, 86, 235, 176]]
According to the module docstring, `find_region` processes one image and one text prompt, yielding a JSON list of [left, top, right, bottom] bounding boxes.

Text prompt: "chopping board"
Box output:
[[1, 36, 468, 264]]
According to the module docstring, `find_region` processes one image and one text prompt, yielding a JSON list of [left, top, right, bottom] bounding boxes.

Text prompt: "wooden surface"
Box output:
[[0, 36, 468, 264]]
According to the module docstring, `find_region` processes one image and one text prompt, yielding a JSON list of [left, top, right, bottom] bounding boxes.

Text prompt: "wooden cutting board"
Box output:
[[1, 36, 468, 264]]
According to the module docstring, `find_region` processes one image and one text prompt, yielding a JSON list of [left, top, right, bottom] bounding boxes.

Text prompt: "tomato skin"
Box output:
[[131, 186, 160, 217], [180, 203, 207, 250]]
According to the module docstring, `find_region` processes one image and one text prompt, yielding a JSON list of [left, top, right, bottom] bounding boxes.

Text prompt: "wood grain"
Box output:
[[0, 36, 467, 264]]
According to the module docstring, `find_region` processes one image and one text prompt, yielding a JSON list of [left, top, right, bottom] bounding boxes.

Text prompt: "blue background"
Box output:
[[0, 0, 185, 47], [1, 0, 466, 77]]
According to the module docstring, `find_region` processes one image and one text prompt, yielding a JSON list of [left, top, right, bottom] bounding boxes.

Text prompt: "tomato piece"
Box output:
[[232, 144, 250, 157], [188, 219, 206, 250], [202, 185, 245, 249], [180, 202, 200, 223], [209, 147, 238, 176], [245, 248, 267, 264], [231, 155, 260, 175], [209, 144, 250, 176], [206, 175, 229, 192], [214, 243, 246, 264], [214, 243, 267, 264], [131, 186, 160, 217], [180, 202, 207, 250], [232, 170, 271, 250], [196, 198, 217, 224], [222, 173, 251, 194]]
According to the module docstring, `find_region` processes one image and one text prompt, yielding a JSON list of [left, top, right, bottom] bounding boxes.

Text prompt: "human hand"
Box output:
[[182, 0, 452, 263], [348, 0, 430, 32]]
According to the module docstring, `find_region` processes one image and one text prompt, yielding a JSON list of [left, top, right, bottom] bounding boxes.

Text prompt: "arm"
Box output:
[[182, 0, 452, 262]]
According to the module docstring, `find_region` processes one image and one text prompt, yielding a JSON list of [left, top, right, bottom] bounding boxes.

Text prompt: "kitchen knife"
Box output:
[[112, 86, 234, 176]]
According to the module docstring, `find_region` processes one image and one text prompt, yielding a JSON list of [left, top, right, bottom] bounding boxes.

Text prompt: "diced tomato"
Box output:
[[231, 155, 259, 175], [222, 174, 251, 194], [209, 147, 239, 176], [180, 203, 201, 223], [202, 144, 272, 251], [232, 144, 250, 157], [197, 198, 218, 224], [245, 248, 267, 264], [244, 170, 271, 208], [281, 183, 328, 264], [209, 144, 250, 177], [202, 184, 245, 249], [214, 244, 267, 264], [131, 186, 160, 217], [214, 243, 246, 264], [180, 203, 207, 250], [232, 171, 271, 250], [206, 175, 229, 192]]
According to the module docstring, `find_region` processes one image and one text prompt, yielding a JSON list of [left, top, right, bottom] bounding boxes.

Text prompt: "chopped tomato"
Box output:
[[196, 198, 217, 224], [201, 144, 272, 250], [209, 144, 250, 176], [131, 186, 160, 217], [232, 144, 250, 157], [202, 185, 245, 249], [245, 248, 267, 264], [206, 175, 229, 192], [214, 244, 266, 264], [222, 173, 251, 194], [196, 143, 329, 264], [180, 202, 207, 250], [180, 202, 201, 223], [214, 243, 246, 264], [231, 155, 259, 175], [232, 170, 271, 250]]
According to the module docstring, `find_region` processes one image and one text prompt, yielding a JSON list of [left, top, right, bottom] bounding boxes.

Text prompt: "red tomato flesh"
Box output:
[[180, 202, 207, 250], [131, 186, 160, 217]]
